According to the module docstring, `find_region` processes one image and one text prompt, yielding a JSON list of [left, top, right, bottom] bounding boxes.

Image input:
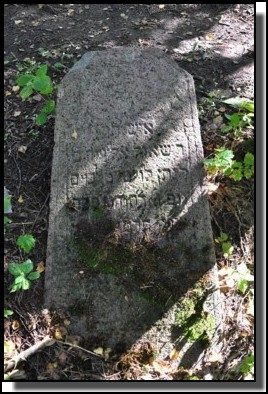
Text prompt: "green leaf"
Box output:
[[240, 355, 254, 374], [20, 259, 34, 274], [36, 64, 48, 77], [4, 309, 13, 318], [33, 75, 52, 94], [218, 232, 228, 242], [4, 216, 12, 225], [15, 275, 25, 284], [241, 101, 254, 113], [222, 242, 234, 257], [27, 271, 40, 281], [16, 74, 34, 86], [221, 125, 233, 134], [10, 283, 22, 292], [244, 153, 254, 166], [232, 160, 243, 170], [20, 85, 33, 100], [8, 263, 22, 277], [222, 97, 247, 108], [4, 195, 12, 213], [21, 277, 30, 290], [216, 149, 234, 161], [237, 278, 248, 294], [229, 113, 241, 127], [244, 167, 253, 179], [16, 234, 36, 253], [42, 99, 55, 114], [203, 158, 215, 167], [231, 169, 243, 181], [223, 166, 233, 176], [36, 112, 47, 126], [53, 62, 66, 69]]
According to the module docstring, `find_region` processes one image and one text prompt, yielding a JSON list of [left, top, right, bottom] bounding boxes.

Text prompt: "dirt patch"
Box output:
[[4, 4, 254, 381]]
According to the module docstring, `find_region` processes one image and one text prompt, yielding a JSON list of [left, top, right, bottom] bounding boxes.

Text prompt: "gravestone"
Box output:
[[46, 47, 221, 363]]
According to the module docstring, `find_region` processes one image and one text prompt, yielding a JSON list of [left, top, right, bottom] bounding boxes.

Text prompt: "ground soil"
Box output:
[[4, 4, 254, 381]]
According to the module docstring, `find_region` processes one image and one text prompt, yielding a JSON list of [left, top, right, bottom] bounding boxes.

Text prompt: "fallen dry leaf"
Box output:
[[93, 347, 104, 356], [54, 326, 67, 340], [4, 340, 16, 354], [169, 348, 180, 361], [18, 195, 24, 204], [37, 261, 45, 273], [14, 111, 21, 117], [18, 145, 27, 154], [12, 320, 20, 331], [14, 20, 22, 25], [63, 319, 71, 326], [5, 90, 12, 96], [152, 360, 172, 374], [104, 348, 112, 361], [31, 21, 40, 26], [159, 4, 165, 9], [205, 33, 214, 41], [207, 182, 219, 195]]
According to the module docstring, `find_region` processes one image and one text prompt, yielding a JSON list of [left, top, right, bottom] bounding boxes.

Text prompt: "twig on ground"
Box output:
[[31, 193, 50, 229], [56, 340, 104, 359], [4, 336, 55, 373]]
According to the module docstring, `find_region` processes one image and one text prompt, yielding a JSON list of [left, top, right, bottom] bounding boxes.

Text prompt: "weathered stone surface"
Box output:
[[45, 47, 221, 363]]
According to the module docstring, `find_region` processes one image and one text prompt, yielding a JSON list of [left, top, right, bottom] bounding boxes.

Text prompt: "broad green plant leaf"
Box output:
[[20, 85, 33, 100], [222, 97, 254, 112], [8, 263, 22, 276], [222, 242, 234, 258], [20, 259, 34, 274], [16, 234, 36, 253], [36, 112, 47, 126], [33, 75, 52, 94], [27, 271, 40, 280], [16, 74, 34, 86], [4, 309, 13, 318], [36, 64, 48, 77], [42, 99, 55, 114], [21, 277, 30, 290]]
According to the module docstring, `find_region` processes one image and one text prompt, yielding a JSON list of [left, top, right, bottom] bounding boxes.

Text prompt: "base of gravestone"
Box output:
[[45, 47, 222, 372]]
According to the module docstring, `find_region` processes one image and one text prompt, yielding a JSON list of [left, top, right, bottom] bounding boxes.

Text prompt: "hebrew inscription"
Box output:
[[45, 48, 217, 356]]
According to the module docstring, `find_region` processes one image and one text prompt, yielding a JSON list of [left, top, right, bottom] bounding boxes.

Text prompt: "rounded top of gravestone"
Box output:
[[69, 47, 192, 79]]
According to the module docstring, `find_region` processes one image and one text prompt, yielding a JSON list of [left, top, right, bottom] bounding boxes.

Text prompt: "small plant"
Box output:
[[4, 187, 41, 293], [204, 149, 254, 181], [8, 259, 40, 292], [16, 234, 36, 253], [221, 97, 254, 137], [16, 64, 56, 125], [240, 354, 254, 379], [231, 262, 254, 294], [4, 309, 13, 319], [215, 232, 234, 258]]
